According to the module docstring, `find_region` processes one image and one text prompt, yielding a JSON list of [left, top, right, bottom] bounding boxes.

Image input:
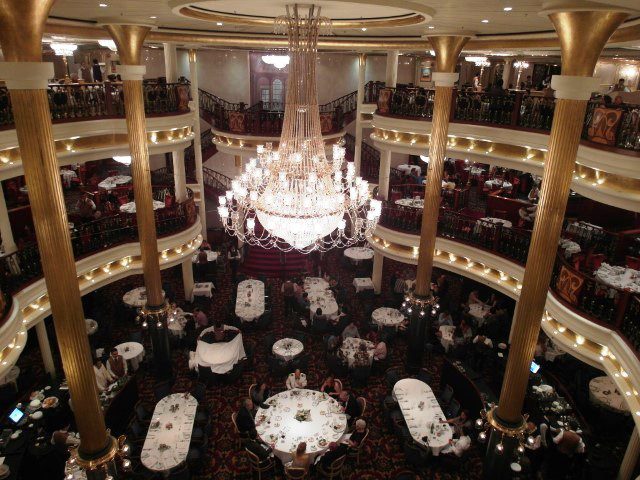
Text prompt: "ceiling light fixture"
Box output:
[[217, 22, 223, 26], [99, 3, 108, 7], [149, 16, 157, 19], [112, 156, 132, 166], [219, 4, 380, 252], [503, 6, 512, 11], [361, 27, 367, 31], [261, 54, 290, 69], [98, 39, 117, 51], [481, 19, 489, 23], [428, 25, 435, 29]]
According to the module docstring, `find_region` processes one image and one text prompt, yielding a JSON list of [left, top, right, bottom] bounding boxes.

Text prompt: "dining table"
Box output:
[[119, 200, 165, 214], [272, 338, 304, 362], [115, 342, 145, 371], [353, 277, 375, 293], [393, 378, 453, 456], [484, 179, 512, 191], [343, 247, 374, 263], [371, 307, 405, 328], [340, 337, 375, 367], [308, 289, 339, 321], [59, 169, 77, 188], [477, 217, 513, 229], [189, 282, 215, 302], [140, 393, 198, 472], [395, 198, 424, 209], [304, 277, 330, 292], [122, 287, 165, 308], [468, 303, 491, 325], [235, 279, 265, 322], [97, 175, 132, 190], [566, 220, 603, 241], [191, 250, 218, 263], [195, 325, 245, 374], [396, 164, 421, 176], [594, 263, 640, 293], [559, 238, 581, 259], [588, 376, 629, 414], [255, 389, 347, 464]]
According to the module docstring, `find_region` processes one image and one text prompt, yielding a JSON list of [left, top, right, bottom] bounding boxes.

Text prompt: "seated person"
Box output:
[[244, 430, 273, 461], [441, 410, 472, 436], [339, 390, 361, 419], [297, 292, 310, 310], [237, 398, 256, 436], [437, 310, 454, 327], [320, 375, 341, 397], [106, 347, 127, 378], [291, 442, 311, 472], [51, 426, 80, 448], [467, 289, 484, 306], [312, 308, 328, 326], [549, 425, 585, 455], [348, 419, 367, 448], [442, 427, 471, 457], [286, 369, 307, 390], [318, 441, 348, 468], [342, 321, 360, 339], [193, 307, 209, 328], [327, 334, 342, 352], [519, 204, 537, 223], [353, 343, 371, 367], [93, 358, 115, 392], [373, 340, 388, 361], [251, 381, 271, 409]]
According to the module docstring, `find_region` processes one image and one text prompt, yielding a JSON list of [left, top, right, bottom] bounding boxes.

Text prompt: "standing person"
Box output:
[[228, 245, 241, 281], [281, 279, 296, 316], [91, 59, 103, 82], [77, 62, 92, 82], [106, 347, 127, 378], [93, 358, 115, 392]]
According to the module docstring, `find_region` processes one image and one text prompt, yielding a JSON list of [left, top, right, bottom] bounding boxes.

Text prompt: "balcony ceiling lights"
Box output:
[[98, 39, 117, 52], [219, 4, 380, 252], [261, 54, 290, 69], [112, 155, 132, 166], [50, 42, 77, 57]]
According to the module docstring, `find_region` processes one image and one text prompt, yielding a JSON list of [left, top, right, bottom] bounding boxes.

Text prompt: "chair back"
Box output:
[[248, 383, 257, 401], [284, 466, 307, 479], [441, 384, 454, 404], [327, 454, 347, 473], [245, 448, 261, 468], [231, 412, 240, 434], [357, 397, 367, 417]]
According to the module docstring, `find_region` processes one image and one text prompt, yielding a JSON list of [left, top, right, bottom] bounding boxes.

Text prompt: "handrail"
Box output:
[[377, 201, 640, 352], [202, 166, 232, 194], [184, 130, 215, 182], [0, 188, 197, 296], [376, 86, 640, 153], [0, 82, 191, 128]]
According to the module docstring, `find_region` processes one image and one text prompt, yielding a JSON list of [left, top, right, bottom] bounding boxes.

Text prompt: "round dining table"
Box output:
[[272, 338, 304, 362], [395, 198, 424, 209], [255, 389, 347, 464], [484, 179, 512, 190], [594, 263, 640, 293], [340, 337, 375, 367], [396, 164, 421, 176], [589, 376, 629, 414], [98, 175, 132, 190], [115, 341, 145, 371], [119, 200, 165, 214], [344, 246, 374, 262], [371, 307, 405, 328], [122, 287, 165, 308]]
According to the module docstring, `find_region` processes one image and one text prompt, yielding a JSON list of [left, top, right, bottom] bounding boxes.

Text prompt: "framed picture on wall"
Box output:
[[420, 66, 432, 82]]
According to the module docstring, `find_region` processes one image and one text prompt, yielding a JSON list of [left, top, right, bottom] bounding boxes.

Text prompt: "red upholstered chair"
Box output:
[[572, 253, 585, 271], [493, 210, 508, 221], [585, 253, 606, 272], [626, 256, 640, 270]]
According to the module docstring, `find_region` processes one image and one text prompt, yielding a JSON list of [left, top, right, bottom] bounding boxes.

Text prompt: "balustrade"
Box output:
[[0, 82, 190, 129]]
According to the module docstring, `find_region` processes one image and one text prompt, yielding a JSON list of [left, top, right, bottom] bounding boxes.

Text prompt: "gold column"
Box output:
[[495, 8, 629, 425], [414, 36, 469, 297], [103, 23, 164, 308], [0, 0, 109, 459]]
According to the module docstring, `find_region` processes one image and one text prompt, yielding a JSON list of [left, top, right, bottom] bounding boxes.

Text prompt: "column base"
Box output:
[[138, 303, 173, 380], [482, 408, 528, 480], [401, 292, 439, 373]]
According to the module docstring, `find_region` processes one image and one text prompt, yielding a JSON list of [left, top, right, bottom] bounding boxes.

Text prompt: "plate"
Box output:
[[10, 430, 21, 440], [43, 397, 59, 409], [30, 411, 43, 420], [510, 462, 522, 472]]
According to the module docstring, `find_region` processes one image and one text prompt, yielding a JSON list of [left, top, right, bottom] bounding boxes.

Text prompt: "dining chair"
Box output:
[[245, 448, 275, 480], [317, 454, 347, 479], [284, 466, 308, 479], [231, 412, 249, 448], [356, 397, 367, 418], [248, 383, 258, 401]]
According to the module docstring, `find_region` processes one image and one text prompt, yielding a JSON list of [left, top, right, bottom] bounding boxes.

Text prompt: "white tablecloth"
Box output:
[[353, 277, 374, 293], [272, 338, 304, 362], [98, 175, 132, 190], [393, 378, 452, 455], [464, 166, 485, 176], [468, 303, 490, 325], [119, 200, 165, 214], [60, 169, 77, 188], [255, 389, 347, 464], [566, 221, 603, 240], [439, 325, 456, 352], [397, 164, 421, 176], [344, 247, 374, 262], [115, 342, 145, 371], [372, 307, 405, 328], [559, 238, 581, 259], [195, 326, 245, 374], [141, 393, 198, 472], [340, 337, 374, 367], [589, 376, 629, 414], [192, 250, 218, 263], [235, 279, 265, 322], [595, 263, 640, 293], [190, 282, 215, 302], [484, 179, 512, 190], [477, 217, 512, 229], [395, 198, 424, 209], [122, 287, 165, 308], [168, 312, 188, 337], [304, 277, 329, 292], [85, 319, 98, 336], [308, 290, 339, 320]]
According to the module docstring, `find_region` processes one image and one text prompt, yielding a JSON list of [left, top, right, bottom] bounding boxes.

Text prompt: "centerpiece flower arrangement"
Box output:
[[294, 409, 311, 422]]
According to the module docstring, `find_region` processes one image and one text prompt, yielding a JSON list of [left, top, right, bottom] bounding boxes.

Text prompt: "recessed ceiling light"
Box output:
[[481, 19, 489, 23], [217, 22, 223, 26], [428, 26, 435, 29], [361, 27, 367, 31], [150, 16, 157, 19], [99, 3, 108, 7], [503, 6, 512, 11]]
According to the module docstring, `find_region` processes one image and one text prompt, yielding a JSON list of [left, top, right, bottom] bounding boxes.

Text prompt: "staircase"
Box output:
[[240, 245, 310, 278]]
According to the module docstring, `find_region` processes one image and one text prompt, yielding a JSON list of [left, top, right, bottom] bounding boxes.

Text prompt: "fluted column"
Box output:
[[486, 5, 629, 479], [502, 57, 513, 89], [378, 150, 391, 200], [0, 0, 110, 464], [372, 252, 384, 294], [35, 321, 56, 379], [188, 49, 208, 237], [181, 259, 195, 301], [163, 42, 178, 83], [618, 427, 640, 480], [104, 21, 172, 378], [414, 36, 469, 298], [172, 149, 187, 202], [353, 53, 366, 175], [0, 183, 16, 253], [385, 50, 399, 88]]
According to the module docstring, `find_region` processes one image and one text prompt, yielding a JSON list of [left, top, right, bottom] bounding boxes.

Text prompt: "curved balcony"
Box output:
[[370, 203, 640, 424]]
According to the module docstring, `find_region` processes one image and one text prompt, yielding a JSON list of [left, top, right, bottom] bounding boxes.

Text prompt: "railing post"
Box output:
[[615, 290, 631, 330], [511, 90, 524, 126], [449, 88, 457, 120], [493, 223, 503, 251], [104, 82, 114, 116]]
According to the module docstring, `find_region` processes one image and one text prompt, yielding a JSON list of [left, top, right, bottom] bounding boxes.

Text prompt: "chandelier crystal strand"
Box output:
[[218, 4, 381, 252]]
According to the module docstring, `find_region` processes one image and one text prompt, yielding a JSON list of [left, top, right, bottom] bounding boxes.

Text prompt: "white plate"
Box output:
[[30, 411, 43, 420]]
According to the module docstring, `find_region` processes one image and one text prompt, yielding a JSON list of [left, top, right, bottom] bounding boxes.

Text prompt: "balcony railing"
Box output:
[[0, 81, 191, 128], [378, 201, 640, 355], [199, 81, 381, 137], [376, 87, 640, 153], [0, 187, 197, 296]]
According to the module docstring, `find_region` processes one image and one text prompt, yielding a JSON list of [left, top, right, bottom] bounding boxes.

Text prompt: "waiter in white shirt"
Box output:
[[286, 369, 307, 390], [442, 427, 471, 457], [93, 358, 115, 392]]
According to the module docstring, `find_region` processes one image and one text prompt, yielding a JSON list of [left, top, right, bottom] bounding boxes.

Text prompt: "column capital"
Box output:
[[100, 21, 154, 65], [551, 75, 600, 100], [427, 35, 471, 73], [115, 64, 146, 81], [432, 72, 459, 87], [0, 0, 55, 61], [0, 62, 53, 89], [540, 4, 630, 76]]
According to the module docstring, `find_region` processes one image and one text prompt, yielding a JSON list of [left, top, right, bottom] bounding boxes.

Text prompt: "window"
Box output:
[[272, 79, 283, 106]]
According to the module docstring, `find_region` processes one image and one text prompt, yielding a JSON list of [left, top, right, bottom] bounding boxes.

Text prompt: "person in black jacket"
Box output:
[[338, 390, 361, 420], [244, 430, 273, 462], [236, 398, 256, 436], [319, 442, 348, 469]]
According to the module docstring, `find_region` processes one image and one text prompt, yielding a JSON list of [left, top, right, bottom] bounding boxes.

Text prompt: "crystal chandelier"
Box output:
[[262, 54, 290, 69], [218, 4, 381, 252]]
